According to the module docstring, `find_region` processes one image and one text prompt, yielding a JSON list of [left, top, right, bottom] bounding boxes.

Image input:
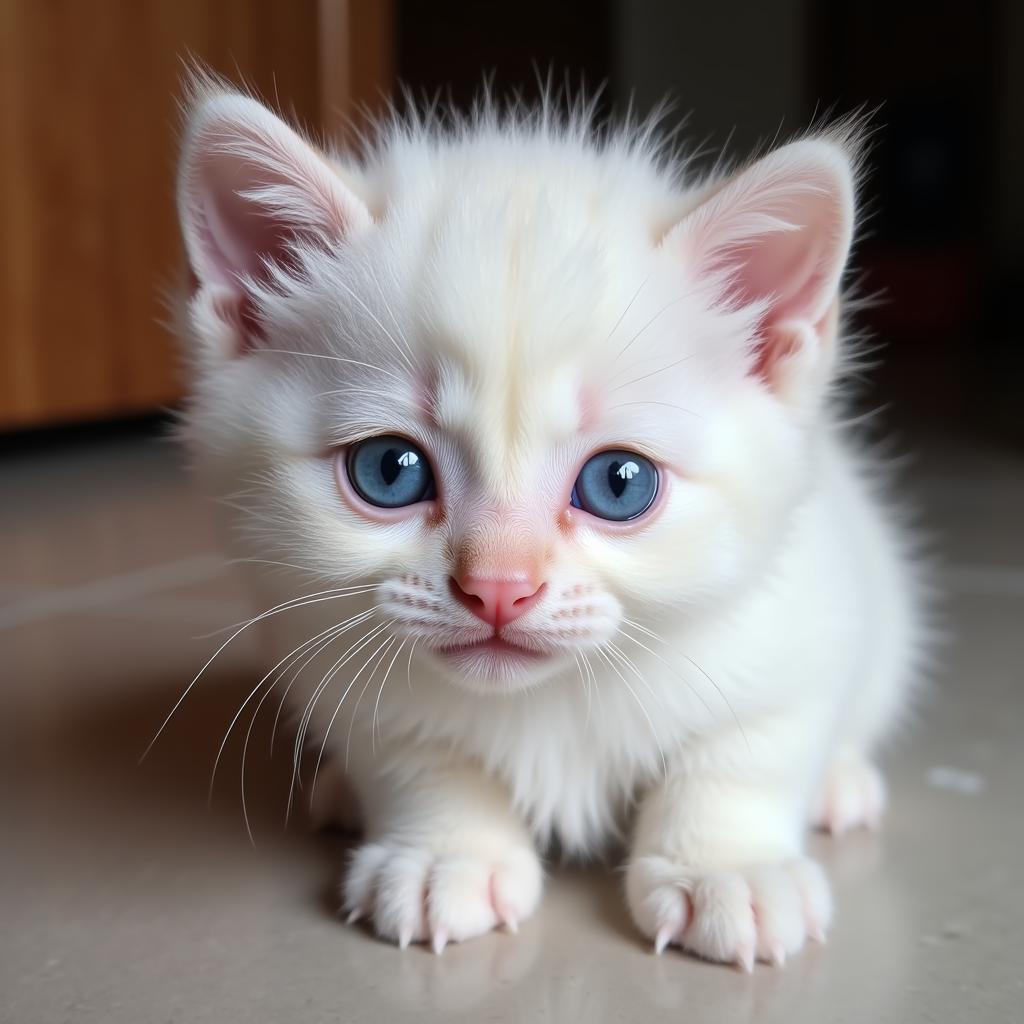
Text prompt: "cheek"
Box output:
[[572, 483, 746, 600], [279, 460, 442, 577]]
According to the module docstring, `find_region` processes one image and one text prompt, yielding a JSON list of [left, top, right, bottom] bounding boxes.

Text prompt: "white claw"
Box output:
[[503, 915, 519, 935], [345, 907, 363, 925], [770, 942, 787, 968], [654, 925, 674, 956], [398, 925, 413, 950], [431, 929, 449, 956]]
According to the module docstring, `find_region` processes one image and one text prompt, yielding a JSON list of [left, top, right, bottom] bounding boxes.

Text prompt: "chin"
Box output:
[[428, 639, 574, 694]]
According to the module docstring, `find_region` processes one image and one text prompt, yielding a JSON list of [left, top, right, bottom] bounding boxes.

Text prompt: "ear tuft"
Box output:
[[177, 87, 371, 347], [666, 137, 856, 400]]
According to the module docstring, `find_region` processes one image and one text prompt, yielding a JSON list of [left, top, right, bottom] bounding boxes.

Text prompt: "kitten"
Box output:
[[175, 81, 923, 969]]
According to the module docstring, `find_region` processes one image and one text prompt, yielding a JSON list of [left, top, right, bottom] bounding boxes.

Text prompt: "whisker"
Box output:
[[343, 631, 397, 772], [611, 354, 694, 392], [612, 627, 714, 722], [580, 649, 602, 719], [286, 620, 389, 823], [604, 275, 649, 351], [309, 630, 397, 810], [195, 585, 379, 639], [257, 348, 406, 383], [141, 587, 379, 761], [365, 262, 419, 369], [208, 613, 370, 808], [593, 644, 667, 776], [605, 639, 666, 712], [616, 294, 688, 360], [269, 609, 375, 755], [330, 275, 418, 375], [371, 636, 408, 753], [406, 636, 419, 692], [620, 617, 750, 752], [607, 400, 701, 419], [573, 652, 593, 731]]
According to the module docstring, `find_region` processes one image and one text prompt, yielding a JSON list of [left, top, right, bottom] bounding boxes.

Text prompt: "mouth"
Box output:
[[438, 636, 547, 662]]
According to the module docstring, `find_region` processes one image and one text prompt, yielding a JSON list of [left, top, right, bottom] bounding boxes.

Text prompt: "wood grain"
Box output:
[[0, 0, 393, 430]]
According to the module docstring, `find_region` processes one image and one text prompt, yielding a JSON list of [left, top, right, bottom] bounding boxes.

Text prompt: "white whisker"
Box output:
[[257, 348, 405, 382], [330, 275, 418, 375], [269, 609, 375, 754], [371, 636, 407, 753], [286, 619, 389, 823], [343, 631, 397, 772], [615, 294, 687, 360], [209, 613, 369, 807], [141, 586, 379, 762], [594, 644, 667, 776], [619, 617, 749, 751]]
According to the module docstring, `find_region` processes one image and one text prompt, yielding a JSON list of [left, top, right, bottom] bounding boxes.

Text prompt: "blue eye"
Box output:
[[571, 450, 658, 522], [347, 435, 436, 508]]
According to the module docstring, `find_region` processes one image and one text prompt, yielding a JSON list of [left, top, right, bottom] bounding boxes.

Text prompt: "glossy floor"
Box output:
[[2, 425, 1022, 1024]]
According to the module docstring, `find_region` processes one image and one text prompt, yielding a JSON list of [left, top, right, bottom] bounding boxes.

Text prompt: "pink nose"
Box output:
[[449, 576, 545, 628]]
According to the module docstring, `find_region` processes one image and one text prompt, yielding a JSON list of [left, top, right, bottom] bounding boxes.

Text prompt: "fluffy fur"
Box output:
[[175, 81, 924, 968]]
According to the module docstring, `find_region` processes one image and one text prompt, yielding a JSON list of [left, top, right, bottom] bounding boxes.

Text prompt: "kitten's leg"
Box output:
[[811, 744, 886, 836], [341, 752, 542, 952], [812, 527, 919, 835], [811, 631, 914, 835], [626, 706, 833, 969]]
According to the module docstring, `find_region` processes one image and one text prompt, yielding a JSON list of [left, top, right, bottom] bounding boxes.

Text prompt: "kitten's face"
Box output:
[[179, 92, 852, 695]]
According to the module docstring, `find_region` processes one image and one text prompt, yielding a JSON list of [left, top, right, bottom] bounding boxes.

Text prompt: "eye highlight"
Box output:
[[571, 450, 658, 522], [346, 435, 436, 508]]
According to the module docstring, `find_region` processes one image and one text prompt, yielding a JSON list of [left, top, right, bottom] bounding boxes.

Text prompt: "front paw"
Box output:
[[626, 854, 832, 971], [812, 749, 887, 835], [342, 838, 542, 953]]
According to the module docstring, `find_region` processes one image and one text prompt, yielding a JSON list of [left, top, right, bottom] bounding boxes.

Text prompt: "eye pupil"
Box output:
[[607, 461, 627, 498], [346, 435, 435, 508], [572, 450, 657, 522], [380, 449, 401, 486]]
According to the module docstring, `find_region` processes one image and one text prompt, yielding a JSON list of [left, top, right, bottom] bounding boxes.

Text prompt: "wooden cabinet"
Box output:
[[0, 0, 392, 430]]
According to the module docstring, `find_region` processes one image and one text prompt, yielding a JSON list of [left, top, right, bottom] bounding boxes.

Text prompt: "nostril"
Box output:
[[449, 576, 546, 628], [512, 582, 546, 608], [449, 576, 483, 610]]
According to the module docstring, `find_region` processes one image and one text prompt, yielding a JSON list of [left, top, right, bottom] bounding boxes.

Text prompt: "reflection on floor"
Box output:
[[2, 426, 1022, 1024]]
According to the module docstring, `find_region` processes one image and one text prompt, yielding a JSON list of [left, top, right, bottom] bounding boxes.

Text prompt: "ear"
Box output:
[[665, 139, 856, 404], [177, 89, 371, 349]]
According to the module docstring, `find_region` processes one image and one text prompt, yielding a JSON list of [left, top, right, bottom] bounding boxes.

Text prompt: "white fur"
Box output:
[[175, 83, 924, 967]]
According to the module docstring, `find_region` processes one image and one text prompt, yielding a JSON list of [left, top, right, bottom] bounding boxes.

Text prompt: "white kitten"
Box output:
[[175, 82, 924, 968]]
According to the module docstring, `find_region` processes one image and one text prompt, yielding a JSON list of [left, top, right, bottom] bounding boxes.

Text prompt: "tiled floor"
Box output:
[[1, 425, 1022, 1024]]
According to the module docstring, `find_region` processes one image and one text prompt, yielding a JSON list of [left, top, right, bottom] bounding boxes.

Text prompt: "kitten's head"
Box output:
[[177, 87, 857, 694]]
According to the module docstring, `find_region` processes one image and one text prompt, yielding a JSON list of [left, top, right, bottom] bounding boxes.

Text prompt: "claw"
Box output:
[[502, 915, 519, 935], [769, 942, 787, 967], [808, 921, 827, 944], [398, 924, 414, 950], [345, 907, 363, 925], [654, 925, 674, 956], [431, 928, 449, 956]]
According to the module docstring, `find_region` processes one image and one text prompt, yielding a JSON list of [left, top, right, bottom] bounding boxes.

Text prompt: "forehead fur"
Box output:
[[244, 116, 758, 502]]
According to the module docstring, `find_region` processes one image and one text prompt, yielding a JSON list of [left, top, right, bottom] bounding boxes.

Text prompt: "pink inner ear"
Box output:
[[196, 157, 297, 288], [179, 94, 373, 342], [680, 142, 854, 335], [728, 204, 836, 329]]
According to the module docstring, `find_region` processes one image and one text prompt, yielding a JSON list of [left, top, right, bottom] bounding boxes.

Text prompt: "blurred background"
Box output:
[[3, 5, 1022, 1023], [1, 0, 1021, 443]]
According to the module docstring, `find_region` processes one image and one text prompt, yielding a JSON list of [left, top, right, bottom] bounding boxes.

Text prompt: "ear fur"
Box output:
[[177, 85, 371, 352], [665, 137, 857, 404]]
